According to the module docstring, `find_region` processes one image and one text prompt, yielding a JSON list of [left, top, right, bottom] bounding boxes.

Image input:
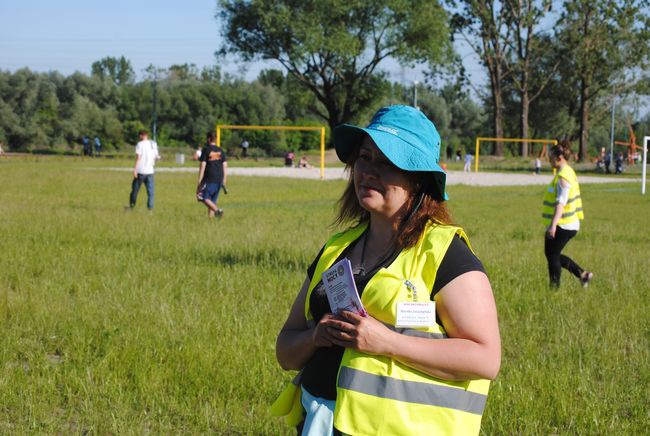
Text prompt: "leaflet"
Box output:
[[321, 258, 367, 317]]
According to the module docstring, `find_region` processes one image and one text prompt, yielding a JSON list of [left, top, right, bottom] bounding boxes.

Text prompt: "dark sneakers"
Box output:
[[215, 208, 224, 218]]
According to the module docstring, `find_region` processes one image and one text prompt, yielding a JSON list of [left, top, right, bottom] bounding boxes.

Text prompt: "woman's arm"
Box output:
[[276, 277, 339, 370], [327, 271, 501, 381]]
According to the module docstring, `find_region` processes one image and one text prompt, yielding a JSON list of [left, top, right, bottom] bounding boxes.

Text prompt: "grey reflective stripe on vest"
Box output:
[[542, 207, 584, 219], [384, 323, 447, 339], [338, 367, 487, 415], [543, 195, 581, 208]]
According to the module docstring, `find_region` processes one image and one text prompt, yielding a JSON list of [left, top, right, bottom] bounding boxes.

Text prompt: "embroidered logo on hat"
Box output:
[[376, 125, 399, 136]]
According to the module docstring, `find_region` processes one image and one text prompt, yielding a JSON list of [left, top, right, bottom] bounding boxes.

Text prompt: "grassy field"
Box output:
[[0, 158, 648, 434]]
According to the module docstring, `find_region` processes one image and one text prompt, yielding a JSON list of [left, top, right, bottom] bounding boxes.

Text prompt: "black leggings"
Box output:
[[544, 227, 584, 287]]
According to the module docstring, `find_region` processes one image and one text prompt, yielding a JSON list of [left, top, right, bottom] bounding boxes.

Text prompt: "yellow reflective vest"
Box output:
[[542, 164, 584, 226], [272, 221, 491, 435]]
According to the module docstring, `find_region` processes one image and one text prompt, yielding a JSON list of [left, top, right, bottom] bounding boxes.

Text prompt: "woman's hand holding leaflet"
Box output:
[[324, 311, 394, 355]]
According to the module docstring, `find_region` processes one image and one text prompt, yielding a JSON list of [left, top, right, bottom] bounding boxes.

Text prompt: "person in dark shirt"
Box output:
[[196, 131, 228, 218], [82, 136, 91, 156], [285, 150, 295, 167], [274, 105, 501, 435]]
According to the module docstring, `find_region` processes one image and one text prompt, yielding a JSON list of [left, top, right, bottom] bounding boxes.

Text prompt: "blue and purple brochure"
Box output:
[[321, 258, 367, 317]]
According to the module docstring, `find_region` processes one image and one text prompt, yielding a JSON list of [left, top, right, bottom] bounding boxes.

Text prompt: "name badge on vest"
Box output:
[[396, 302, 436, 328]]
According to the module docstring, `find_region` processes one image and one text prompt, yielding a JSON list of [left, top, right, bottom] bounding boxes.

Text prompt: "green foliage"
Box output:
[[0, 159, 648, 433], [91, 56, 135, 86], [555, 0, 650, 159], [2, 0, 649, 158], [218, 0, 453, 132]]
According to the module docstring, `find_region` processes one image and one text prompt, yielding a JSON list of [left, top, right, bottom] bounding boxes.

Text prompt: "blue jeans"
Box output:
[[130, 174, 154, 209]]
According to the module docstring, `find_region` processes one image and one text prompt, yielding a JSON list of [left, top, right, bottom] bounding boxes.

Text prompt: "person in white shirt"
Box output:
[[463, 153, 473, 172], [129, 130, 160, 210]]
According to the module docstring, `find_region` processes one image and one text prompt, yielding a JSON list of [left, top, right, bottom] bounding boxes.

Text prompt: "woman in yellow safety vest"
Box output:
[[273, 105, 501, 435], [542, 140, 593, 288]]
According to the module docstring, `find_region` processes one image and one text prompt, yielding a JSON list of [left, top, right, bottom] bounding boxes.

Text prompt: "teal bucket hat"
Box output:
[[333, 105, 448, 200]]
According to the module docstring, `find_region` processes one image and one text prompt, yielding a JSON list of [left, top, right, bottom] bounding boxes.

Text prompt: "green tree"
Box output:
[[91, 56, 135, 86], [503, 0, 556, 156], [168, 63, 200, 81], [557, 0, 650, 161], [218, 0, 453, 135], [451, 0, 510, 155]]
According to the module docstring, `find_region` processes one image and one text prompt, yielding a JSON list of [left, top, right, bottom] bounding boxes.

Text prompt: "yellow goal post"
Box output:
[[473, 137, 558, 172], [216, 124, 327, 179]]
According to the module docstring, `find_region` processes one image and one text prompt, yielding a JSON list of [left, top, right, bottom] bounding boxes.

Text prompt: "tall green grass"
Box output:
[[0, 159, 648, 434]]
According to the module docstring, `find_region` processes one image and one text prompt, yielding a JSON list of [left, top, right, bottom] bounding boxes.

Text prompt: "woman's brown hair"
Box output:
[[333, 145, 454, 251], [550, 138, 572, 160]]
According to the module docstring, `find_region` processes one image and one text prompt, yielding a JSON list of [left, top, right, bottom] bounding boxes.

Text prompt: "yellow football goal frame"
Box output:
[[216, 124, 327, 179], [473, 137, 558, 172]]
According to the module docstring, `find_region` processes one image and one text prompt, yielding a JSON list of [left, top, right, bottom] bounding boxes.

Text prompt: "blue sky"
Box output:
[[0, 0, 463, 85], [0, 0, 231, 77]]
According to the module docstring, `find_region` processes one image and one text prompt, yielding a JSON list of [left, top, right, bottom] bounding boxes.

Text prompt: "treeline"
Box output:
[[0, 59, 487, 156], [3, 0, 650, 160], [218, 0, 650, 160], [1, 59, 647, 159], [0, 61, 324, 156]]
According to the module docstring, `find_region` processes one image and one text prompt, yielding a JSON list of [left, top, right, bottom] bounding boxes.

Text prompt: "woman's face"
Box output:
[[353, 136, 415, 220]]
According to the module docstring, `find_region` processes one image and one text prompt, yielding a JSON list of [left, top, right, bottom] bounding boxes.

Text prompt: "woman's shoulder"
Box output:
[[420, 221, 472, 253], [423, 221, 464, 238], [326, 223, 367, 244]]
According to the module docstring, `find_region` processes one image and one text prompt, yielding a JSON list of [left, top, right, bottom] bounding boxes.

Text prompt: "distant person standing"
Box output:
[[298, 155, 312, 168], [615, 152, 624, 174], [82, 136, 91, 156], [542, 139, 592, 288], [129, 130, 160, 210], [604, 152, 611, 174], [284, 150, 295, 167], [94, 136, 102, 156], [193, 145, 202, 161], [463, 153, 473, 172], [196, 131, 228, 218], [240, 139, 250, 158], [456, 148, 462, 161], [446, 144, 452, 160], [534, 157, 541, 175]]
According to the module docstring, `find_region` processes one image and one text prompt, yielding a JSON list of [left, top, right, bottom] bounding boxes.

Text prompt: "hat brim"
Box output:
[[333, 124, 449, 201]]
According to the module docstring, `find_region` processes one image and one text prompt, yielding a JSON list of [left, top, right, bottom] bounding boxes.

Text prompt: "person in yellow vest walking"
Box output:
[[542, 140, 593, 288], [273, 105, 501, 435]]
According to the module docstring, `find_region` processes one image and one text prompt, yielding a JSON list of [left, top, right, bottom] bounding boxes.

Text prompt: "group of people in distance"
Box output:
[[81, 135, 102, 156], [125, 106, 593, 434], [284, 150, 313, 168], [128, 129, 319, 218], [126, 130, 228, 218], [596, 149, 627, 174]]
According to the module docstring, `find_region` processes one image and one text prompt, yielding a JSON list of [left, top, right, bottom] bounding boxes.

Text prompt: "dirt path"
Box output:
[[133, 166, 640, 186]]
